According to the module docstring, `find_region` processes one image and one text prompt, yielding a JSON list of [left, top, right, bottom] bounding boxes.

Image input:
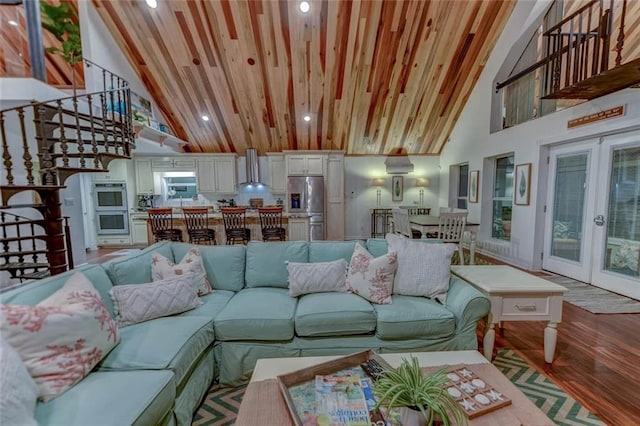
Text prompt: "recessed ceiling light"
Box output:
[[8, 20, 18, 27], [201, 115, 210, 121], [303, 114, 311, 122], [299, 1, 310, 13], [145, 0, 158, 9]]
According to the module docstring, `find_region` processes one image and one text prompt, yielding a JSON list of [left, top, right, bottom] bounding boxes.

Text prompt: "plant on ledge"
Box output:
[[40, 1, 82, 95], [373, 356, 467, 426]]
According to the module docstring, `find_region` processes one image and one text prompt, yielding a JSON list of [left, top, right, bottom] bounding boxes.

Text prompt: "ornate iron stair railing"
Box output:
[[0, 59, 135, 282]]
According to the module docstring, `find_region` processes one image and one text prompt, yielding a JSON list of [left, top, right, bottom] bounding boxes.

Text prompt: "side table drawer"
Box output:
[[501, 296, 550, 317]]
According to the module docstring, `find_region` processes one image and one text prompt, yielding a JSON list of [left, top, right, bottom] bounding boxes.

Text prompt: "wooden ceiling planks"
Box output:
[[93, 0, 516, 155]]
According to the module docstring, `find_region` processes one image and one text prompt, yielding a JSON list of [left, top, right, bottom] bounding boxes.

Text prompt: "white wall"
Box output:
[[344, 156, 440, 240], [440, 0, 640, 269]]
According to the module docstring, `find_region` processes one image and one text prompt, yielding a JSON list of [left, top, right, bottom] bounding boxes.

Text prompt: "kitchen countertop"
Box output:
[[130, 210, 311, 219]]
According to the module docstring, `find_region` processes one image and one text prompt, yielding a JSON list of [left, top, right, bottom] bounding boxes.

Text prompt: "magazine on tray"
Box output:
[[315, 373, 371, 426]]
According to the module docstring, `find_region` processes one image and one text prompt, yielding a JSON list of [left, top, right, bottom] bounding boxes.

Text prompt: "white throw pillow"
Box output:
[[346, 243, 397, 304], [151, 247, 212, 296], [0, 272, 120, 401], [0, 338, 38, 426], [386, 233, 455, 298], [287, 259, 348, 297], [110, 274, 201, 327]]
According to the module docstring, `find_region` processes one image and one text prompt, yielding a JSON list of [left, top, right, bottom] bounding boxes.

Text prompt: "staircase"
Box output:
[[0, 59, 135, 286]]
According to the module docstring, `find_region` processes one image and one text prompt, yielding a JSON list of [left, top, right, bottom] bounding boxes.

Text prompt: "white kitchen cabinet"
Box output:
[[286, 155, 326, 176], [131, 219, 149, 245], [151, 158, 195, 170], [97, 235, 131, 246], [267, 154, 286, 194], [135, 159, 155, 194], [92, 159, 127, 181], [196, 156, 237, 194], [326, 152, 345, 240], [288, 217, 310, 241]]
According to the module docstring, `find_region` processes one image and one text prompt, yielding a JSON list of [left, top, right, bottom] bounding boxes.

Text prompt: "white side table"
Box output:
[[451, 265, 567, 363]]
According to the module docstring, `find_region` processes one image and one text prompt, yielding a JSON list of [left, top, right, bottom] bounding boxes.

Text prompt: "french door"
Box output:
[[543, 131, 640, 300]]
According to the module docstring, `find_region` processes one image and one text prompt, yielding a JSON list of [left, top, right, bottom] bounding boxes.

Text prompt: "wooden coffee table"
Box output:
[[236, 350, 553, 425], [451, 265, 568, 363]]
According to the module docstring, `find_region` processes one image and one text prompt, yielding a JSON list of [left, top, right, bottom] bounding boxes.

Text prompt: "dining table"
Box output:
[[409, 215, 480, 265]]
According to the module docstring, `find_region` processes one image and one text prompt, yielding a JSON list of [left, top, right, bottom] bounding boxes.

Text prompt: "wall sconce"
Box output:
[[415, 178, 429, 206], [371, 178, 386, 206]]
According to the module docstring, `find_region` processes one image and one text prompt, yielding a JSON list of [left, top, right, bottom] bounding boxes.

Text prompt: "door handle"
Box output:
[[593, 215, 605, 226]]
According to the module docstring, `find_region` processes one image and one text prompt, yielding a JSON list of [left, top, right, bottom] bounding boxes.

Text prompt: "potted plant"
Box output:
[[40, 1, 82, 95], [374, 356, 467, 426]]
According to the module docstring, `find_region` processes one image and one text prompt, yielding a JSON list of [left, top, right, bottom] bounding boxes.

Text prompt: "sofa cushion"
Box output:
[[178, 289, 235, 321], [287, 259, 348, 297], [214, 288, 296, 341], [98, 316, 213, 389], [106, 242, 173, 285], [365, 238, 389, 258], [35, 370, 174, 426], [152, 248, 212, 296], [309, 241, 361, 263], [172, 243, 246, 291], [295, 293, 376, 337], [1, 272, 120, 401], [245, 241, 308, 288], [0, 264, 116, 317], [373, 295, 456, 340], [110, 275, 201, 327]]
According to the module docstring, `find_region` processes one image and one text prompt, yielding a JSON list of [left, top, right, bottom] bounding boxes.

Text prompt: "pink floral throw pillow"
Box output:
[[0, 272, 120, 401], [346, 244, 398, 304], [151, 248, 212, 296]]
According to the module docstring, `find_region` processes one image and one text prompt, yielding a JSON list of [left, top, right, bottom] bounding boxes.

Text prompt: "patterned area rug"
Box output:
[[192, 349, 603, 426], [544, 275, 640, 314]]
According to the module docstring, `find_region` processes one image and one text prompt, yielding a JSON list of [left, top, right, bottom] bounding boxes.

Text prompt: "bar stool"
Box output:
[[148, 208, 183, 242], [221, 207, 250, 245], [258, 206, 286, 241], [182, 207, 217, 245]]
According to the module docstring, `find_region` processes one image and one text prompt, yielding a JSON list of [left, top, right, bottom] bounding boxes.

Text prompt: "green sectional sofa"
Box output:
[[1, 239, 491, 425]]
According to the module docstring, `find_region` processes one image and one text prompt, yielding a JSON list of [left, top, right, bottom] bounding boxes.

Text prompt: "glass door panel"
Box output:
[[550, 153, 588, 262]]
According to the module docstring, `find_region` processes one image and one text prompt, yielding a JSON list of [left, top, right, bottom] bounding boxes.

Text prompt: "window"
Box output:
[[457, 164, 469, 209], [492, 155, 514, 240]]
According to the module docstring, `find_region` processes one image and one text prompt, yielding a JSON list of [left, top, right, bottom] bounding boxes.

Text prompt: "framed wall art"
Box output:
[[514, 163, 532, 205], [392, 176, 404, 202], [468, 170, 479, 203]]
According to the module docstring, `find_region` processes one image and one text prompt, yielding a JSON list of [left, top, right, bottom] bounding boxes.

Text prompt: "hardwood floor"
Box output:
[[490, 302, 640, 425], [88, 248, 639, 424]]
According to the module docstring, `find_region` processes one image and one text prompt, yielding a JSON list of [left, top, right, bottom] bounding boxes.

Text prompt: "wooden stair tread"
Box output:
[[0, 235, 48, 243], [0, 218, 45, 226], [0, 250, 48, 257], [0, 262, 50, 271], [20, 270, 51, 280]]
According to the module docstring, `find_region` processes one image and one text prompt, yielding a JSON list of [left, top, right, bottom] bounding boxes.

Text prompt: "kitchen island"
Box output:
[[131, 210, 311, 245]]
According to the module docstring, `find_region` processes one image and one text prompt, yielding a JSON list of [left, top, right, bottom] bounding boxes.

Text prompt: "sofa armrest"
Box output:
[[445, 276, 491, 334]]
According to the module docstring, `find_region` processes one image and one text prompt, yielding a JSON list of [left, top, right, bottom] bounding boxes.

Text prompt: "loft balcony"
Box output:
[[497, 0, 639, 105]]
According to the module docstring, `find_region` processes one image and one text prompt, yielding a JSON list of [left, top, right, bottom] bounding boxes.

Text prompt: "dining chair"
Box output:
[[391, 208, 413, 238], [221, 207, 251, 245], [182, 207, 216, 245], [148, 208, 183, 242], [436, 211, 467, 264], [258, 206, 286, 241]]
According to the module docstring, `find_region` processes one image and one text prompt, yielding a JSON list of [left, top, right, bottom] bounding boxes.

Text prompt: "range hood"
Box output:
[[385, 154, 414, 174], [240, 148, 266, 186]]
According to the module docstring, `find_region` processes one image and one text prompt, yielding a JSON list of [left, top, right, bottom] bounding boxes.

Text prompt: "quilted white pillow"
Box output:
[[0, 338, 38, 426], [0, 272, 120, 401], [386, 233, 455, 298], [110, 274, 201, 327], [346, 243, 397, 304], [151, 247, 212, 296], [287, 259, 348, 297]]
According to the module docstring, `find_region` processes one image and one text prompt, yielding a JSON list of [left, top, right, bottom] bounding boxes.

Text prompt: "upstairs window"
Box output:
[[457, 164, 469, 209]]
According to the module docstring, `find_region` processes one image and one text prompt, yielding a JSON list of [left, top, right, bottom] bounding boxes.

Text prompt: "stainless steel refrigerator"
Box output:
[[287, 176, 325, 240]]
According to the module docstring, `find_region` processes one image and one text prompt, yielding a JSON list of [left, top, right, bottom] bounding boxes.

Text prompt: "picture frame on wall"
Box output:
[[468, 170, 479, 203], [392, 176, 404, 202], [514, 163, 532, 205]]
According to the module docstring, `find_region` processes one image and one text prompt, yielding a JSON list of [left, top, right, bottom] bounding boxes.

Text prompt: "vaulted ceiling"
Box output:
[[93, 0, 516, 155]]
